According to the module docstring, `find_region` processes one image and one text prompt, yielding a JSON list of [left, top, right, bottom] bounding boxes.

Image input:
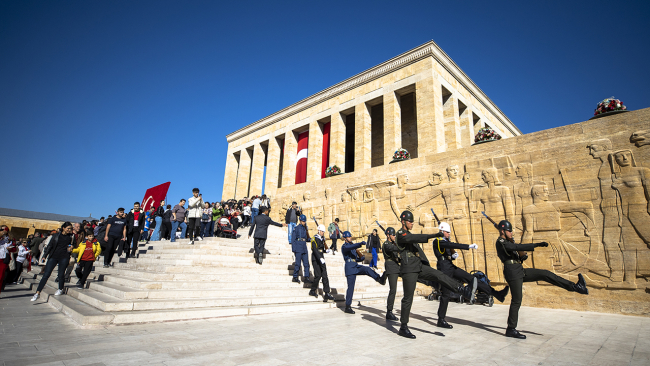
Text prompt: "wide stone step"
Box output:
[[113, 260, 354, 275]]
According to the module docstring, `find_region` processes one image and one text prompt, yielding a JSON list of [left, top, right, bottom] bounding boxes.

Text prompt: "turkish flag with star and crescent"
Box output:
[[295, 131, 309, 184]]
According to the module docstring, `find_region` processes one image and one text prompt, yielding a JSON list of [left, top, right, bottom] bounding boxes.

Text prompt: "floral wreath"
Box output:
[[393, 148, 410, 160], [474, 127, 502, 143], [325, 165, 342, 177], [594, 97, 626, 116]]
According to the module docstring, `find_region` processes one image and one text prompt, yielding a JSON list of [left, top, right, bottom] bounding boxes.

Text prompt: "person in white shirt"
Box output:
[[251, 196, 261, 225], [243, 204, 252, 227], [186, 188, 204, 245], [13, 239, 31, 284]]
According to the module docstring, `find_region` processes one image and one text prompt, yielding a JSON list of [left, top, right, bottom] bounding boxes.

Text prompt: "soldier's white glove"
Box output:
[[469, 244, 478, 249], [325, 249, 331, 254], [320, 258, 325, 264], [451, 252, 459, 260]]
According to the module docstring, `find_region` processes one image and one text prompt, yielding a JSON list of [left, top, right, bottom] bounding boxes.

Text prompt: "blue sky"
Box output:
[[1, 1, 648, 219]]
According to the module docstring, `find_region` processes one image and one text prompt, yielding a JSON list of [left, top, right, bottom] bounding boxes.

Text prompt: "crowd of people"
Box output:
[[1, 191, 592, 341]]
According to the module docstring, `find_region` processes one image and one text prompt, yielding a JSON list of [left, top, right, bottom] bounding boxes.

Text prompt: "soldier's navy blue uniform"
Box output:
[[342, 241, 382, 307], [291, 222, 310, 280]]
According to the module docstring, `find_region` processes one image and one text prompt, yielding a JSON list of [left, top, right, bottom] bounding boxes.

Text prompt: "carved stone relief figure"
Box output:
[[631, 130, 650, 147], [322, 188, 337, 226], [439, 165, 474, 271], [610, 149, 650, 287], [348, 190, 362, 237], [360, 188, 379, 235], [389, 174, 435, 220], [588, 139, 624, 283], [522, 183, 610, 286], [338, 191, 350, 232], [513, 163, 534, 231], [471, 167, 514, 283]]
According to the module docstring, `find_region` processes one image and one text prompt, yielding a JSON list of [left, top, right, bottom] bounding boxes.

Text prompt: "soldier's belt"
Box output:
[[504, 259, 521, 265], [296, 238, 308, 241], [443, 255, 453, 261], [345, 259, 356, 263]]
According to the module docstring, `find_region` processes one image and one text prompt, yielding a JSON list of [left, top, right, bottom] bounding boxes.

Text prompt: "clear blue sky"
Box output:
[[1, 1, 648, 219]]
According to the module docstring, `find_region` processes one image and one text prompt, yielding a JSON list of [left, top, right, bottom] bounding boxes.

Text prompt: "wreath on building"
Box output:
[[325, 165, 342, 177], [392, 148, 410, 161], [474, 127, 502, 144], [594, 96, 626, 116]]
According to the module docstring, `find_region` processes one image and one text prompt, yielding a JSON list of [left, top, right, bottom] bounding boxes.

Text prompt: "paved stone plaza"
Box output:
[[1, 285, 648, 366]]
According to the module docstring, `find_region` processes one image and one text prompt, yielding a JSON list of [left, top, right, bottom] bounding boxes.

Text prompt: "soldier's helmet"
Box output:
[[400, 210, 414, 223], [497, 220, 512, 232], [299, 215, 307, 222], [386, 227, 396, 236], [438, 222, 451, 233], [317, 224, 326, 232], [342, 231, 352, 238]]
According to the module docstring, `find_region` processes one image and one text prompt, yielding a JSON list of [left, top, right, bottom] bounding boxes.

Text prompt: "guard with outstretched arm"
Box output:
[[341, 231, 387, 314], [309, 224, 334, 302]]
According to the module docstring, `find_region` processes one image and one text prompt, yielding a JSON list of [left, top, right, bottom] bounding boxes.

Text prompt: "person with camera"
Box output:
[[495, 219, 589, 339]]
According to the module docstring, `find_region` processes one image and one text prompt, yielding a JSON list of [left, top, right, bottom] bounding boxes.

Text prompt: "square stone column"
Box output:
[[355, 103, 372, 171], [383, 91, 401, 165], [444, 95, 462, 151], [329, 111, 345, 173], [281, 130, 297, 188], [460, 106, 473, 148], [264, 137, 281, 198], [248, 143, 266, 197], [307, 120, 323, 182], [235, 148, 252, 199], [416, 75, 445, 156], [221, 148, 239, 200]]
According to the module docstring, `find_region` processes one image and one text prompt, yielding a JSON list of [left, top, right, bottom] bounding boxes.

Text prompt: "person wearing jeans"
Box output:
[[186, 188, 204, 245], [171, 199, 187, 242], [31, 222, 74, 301], [150, 200, 165, 241], [103, 208, 128, 267], [251, 195, 261, 225], [284, 201, 301, 243], [200, 202, 212, 238]]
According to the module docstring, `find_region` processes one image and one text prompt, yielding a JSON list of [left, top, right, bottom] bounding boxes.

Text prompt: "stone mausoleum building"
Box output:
[[222, 40, 650, 315]]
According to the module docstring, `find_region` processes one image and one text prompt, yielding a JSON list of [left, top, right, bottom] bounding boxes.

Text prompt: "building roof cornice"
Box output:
[[226, 40, 520, 142]]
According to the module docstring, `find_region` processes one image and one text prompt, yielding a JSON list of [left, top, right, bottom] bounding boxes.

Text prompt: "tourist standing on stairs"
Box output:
[[201, 202, 213, 238], [150, 200, 165, 241], [251, 195, 261, 224], [161, 204, 173, 240], [31, 222, 74, 302], [367, 229, 381, 270], [103, 208, 128, 267], [124, 202, 145, 259], [327, 218, 340, 254], [309, 224, 335, 302], [170, 199, 187, 242], [291, 215, 312, 284], [341, 231, 387, 314], [186, 188, 204, 245], [248, 206, 285, 264], [285, 202, 301, 244]]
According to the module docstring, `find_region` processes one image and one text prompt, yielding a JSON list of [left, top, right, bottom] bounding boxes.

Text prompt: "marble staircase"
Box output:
[[22, 226, 405, 326]]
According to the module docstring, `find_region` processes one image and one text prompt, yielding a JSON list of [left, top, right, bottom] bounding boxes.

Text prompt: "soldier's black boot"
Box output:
[[323, 292, 334, 302], [378, 272, 387, 285], [308, 289, 318, 297], [437, 318, 453, 329], [505, 327, 526, 339], [574, 273, 589, 295], [493, 286, 509, 303], [398, 324, 416, 339], [344, 305, 355, 314], [459, 277, 477, 304], [292, 277, 301, 284], [386, 310, 398, 321]]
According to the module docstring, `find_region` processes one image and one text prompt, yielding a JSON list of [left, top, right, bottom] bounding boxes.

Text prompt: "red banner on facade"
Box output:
[[295, 131, 309, 184], [141, 182, 171, 211], [321, 122, 330, 179]]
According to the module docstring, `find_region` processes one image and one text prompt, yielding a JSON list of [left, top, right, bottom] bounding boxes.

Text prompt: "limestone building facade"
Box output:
[[223, 41, 650, 314]]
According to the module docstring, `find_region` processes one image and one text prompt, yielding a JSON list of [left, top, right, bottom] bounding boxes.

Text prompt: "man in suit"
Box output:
[[291, 215, 312, 284], [341, 231, 387, 314], [248, 206, 285, 264]]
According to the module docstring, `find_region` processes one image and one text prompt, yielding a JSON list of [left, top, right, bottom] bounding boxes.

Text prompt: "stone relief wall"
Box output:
[[271, 109, 650, 315]]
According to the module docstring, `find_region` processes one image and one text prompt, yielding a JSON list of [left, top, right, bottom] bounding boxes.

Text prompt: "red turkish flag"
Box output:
[[295, 131, 309, 184], [141, 182, 171, 212]]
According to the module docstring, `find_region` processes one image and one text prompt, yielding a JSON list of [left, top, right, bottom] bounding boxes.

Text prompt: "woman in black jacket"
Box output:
[[150, 200, 165, 241]]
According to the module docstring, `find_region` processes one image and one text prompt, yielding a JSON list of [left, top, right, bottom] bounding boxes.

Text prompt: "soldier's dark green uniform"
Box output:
[[495, 219, 589, 339], [381, 227, 400, 321], [395, 211, 476, 339]]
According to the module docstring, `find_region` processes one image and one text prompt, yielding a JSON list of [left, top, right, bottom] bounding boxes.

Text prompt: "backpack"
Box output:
[[471, 270, 490, 286]]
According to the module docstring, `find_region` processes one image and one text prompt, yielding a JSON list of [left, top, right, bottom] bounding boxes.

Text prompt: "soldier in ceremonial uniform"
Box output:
[[309, 224, 335, 302], [495, 220, 589, 339], [396, 210, 477, 339], [433, 222, 510, 329], [341, 231, 387, 314], [291, 215, 312, 284], [382, 227, 401, 321]]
